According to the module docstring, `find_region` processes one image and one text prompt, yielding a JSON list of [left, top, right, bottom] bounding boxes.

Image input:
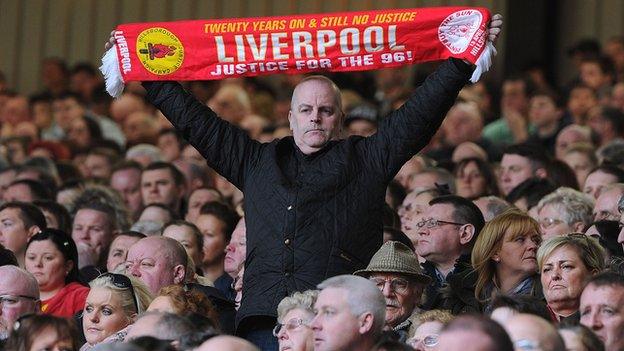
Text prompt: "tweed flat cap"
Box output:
[[354, 241, 431, 284]]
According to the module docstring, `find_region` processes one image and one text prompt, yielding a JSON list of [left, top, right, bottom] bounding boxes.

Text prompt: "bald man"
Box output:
[[504, 314, 565, 351], [196, 335, 260, 351], [0, 266, 40, 340]]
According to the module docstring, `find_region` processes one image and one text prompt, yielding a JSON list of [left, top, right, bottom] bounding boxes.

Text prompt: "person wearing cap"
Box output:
[[343, 103, 378, 137], [354, 241, 431, 341]]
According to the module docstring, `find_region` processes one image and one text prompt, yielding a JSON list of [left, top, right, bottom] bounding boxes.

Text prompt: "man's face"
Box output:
[[310, 287, 363, 351], [111, 169, 143, 217], [288, 80, 342, 155], [567, 87, 597, 119], [580, 284, 624, 351], [437, 329, 494, 351], [538, 204, 574, 239], [54, 98, 85, 131], [0, 170, 16, 200], [500, 154, 535, 195], [3, 183, 35, 203], [157, 133, 181, 162], [72, 209, 114, 259], [185, 189, 221, 223], [399, 191, 434, 248], [415, 204, 463, 263], [84, 154, 112, 179], [555, 129, 589, 160], [584, 170, 618, 199], [593, 189, 623, 221], [563, 151, 594, 187], [0, 208, 31, 256], [442, 106, 482, 146], [529, 95, 559, 128], [141, 168, 181, 207], [368, 273, 422, 328], [106, 235, 142, 272], [125, 239, 178, 294], [224, 219, 246, 276], [501, 80, 528, 113], [0, 274, 38, 339], [580, 62, 609, 90]]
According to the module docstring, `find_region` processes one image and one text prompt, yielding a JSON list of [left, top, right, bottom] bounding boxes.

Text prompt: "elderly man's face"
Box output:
[[224, 219, 246, 277], [310, 287, 363, 351], [368, 273, 423, 328], [125, 239, 180, 294], [584, 170, 618, 199], [0, 274, 39, 339], [288, 79, 342, 155], [499, 154, 535, 195], [593, 188, 623, 221], [538, 204, 575, 239], [110, 168, 143, 218], [580, 284, 624, 351]]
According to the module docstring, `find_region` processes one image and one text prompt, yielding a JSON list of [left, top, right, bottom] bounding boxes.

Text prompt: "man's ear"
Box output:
[[172, 264, 186, 285], [358, 312, 375, 335], [288, 110, 294, 131], [459, 224, 475, 246], [535, 167, 548, 179], [26, 226, 41, 240], [572, 221, 585, 233]]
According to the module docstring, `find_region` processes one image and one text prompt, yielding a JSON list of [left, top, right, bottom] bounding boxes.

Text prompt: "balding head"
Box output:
[[110, 93, 146, 123], [208, 84, 251, 124], [196, 335, 260, 351], [555, 124, 593, 159], [126, 236, 187, 294], [505, 314, 565, 351], [0, 266, 40, 339], [124, 111, 159, 146]]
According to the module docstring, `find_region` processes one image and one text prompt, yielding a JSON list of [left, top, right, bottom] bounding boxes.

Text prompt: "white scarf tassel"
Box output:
[[470, 41, 497, 83], [100, 45, 125, 98]]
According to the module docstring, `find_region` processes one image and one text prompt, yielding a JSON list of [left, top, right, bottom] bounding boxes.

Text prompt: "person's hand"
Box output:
[[104, 30, 116, 51], [488, 14, 503, 43], [76, 241, 101, 268], [504, 108, 528, 143]]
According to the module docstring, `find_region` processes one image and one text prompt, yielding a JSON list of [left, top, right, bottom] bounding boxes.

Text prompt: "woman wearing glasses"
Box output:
[[538, 234, 605, 323], [24, 229, 89, 318], [80, 273, 153, 350], [274, 290, 318, 351], [406, 309, 453, 351], [471, 209, 542, 311]]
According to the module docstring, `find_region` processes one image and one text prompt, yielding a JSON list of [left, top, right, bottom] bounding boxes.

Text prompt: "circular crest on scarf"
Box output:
[[437, 9, 482, 54], [136, 27, 185, 75]]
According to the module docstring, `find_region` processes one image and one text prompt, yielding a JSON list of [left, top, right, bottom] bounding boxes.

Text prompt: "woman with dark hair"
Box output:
[[33, 200, 72, 234], [5, 314, 81, 351], [67, 115, 103, 153], [24, 229, 89, 318], [454, 157, 500, 200]]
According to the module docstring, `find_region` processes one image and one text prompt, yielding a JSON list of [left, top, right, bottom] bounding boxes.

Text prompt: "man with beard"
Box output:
[[354, 241, 430, 342]]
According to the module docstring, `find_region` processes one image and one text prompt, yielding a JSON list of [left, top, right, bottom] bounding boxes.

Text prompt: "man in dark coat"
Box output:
[[104, 15, 502, 350]]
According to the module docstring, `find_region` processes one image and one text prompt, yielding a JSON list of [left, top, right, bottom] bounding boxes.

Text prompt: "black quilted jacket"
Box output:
[[142, 58, 473, 331]]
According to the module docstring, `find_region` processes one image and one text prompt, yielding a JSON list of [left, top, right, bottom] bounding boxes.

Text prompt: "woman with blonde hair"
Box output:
[[407, 310, 454, 350], [80, 273, 153, 350], [538, 233, 605, 323], [274, 290, 318, 351], [471, 209, 542, 310], [147, 284, 219, 330]]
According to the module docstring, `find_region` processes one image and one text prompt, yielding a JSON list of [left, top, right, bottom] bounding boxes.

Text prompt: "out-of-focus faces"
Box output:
[[538, 204, 575, 239], [584, 170, 618, 199], [500, 154, 535, 195], [106, 235, 142, 272]]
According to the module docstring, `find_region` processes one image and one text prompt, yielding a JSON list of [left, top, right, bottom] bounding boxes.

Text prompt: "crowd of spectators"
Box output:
[[0, 28, 623, 351]]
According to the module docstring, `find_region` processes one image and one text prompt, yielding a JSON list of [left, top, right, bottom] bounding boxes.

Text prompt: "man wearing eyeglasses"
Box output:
[[354, 241, 430, 342], [415, 195, 484, 314], [0, 266, 40, 341]]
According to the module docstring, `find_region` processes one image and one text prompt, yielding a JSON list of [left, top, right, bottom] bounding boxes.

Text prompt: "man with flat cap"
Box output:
[[354, 240, 431, 341]]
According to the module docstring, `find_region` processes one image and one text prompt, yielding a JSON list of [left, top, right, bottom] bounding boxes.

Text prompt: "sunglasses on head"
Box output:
[[99, 273, 139, 313]]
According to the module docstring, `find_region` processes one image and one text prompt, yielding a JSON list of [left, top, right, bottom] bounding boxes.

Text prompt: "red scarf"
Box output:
[[101, 7, 494, 97]]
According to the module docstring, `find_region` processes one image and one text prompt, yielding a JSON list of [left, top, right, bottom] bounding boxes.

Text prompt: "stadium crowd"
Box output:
[[0, 14, 623, 351]]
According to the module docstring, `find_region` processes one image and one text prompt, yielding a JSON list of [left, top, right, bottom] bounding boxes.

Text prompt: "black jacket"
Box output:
[[143, 58, 473, 331]]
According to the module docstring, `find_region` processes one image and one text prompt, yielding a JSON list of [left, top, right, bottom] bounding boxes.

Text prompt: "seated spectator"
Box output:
[[67, 115, 103, 153], [33, 200, 72, 234], [558, 324, 605, 351], [126, 144, 163, 168], [564, 84, 598, 126], [343, 103, 378, 137], [137, 204, 175, 225], [195, 335, 260, 351], [489, 294, 552, 324], [3, 179, 52, 202], [273, 290, 318, 351], [109, 160, 144, 221], [555, 124, 593, 159], [5, 314, 80, 351], [399, 188, 443, 249], [162, 221, 203, 275], [106, 231, 145, 273], [173, 159, 213, 198], [499, 143, 550, 196], [453, 157, 499, 200], [451, 141, 488, 164], [123, 112, 159, 147], [503, 314, 566, 351], [157, 129, 183, 163], [473, 195, 512, 222], [0, 166, 18, 199], [84, 148, 120, 180], [124, 312, 195, 343], [0, 201, 47, 267], [140, 162, 185, 217], [472, 209, 542, 310], [585, 220, 624, 264], [525, 91, 567, 155], [538, 234, 605, 323], [436, 314, 513, 351], [547, 159, 580, 190], [311, 275, 385, 351], [354, 241, 430, 340], [417, 195, 484, 314], [587, 106, 624, 147], [593, 184, 624, 221], [147, 284, 219, 329], [408, 167, 455, 194], [185, 187, 224, 223], [394, 156, 431, 191], [0, 243, 18, 266], [81, 273, 153, 350], [0, 266, 40, 340], [406, 309, 453, 351], [579, 272, 624, 351], [561, 143, 598, 186], [24, 229, 89, 318], [505, 177, 557, 215], [583, 165, 624, 199], [536, 187, 594, 239], [221, 218, 246, 300]]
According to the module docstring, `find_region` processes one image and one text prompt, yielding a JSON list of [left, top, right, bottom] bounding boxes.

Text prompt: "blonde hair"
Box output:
[[277, 290, 319, 323], [472, 209, 541, 300], [536, 233, 606, 273], [89, 274, 153, 321], [408, 309, 454, 338]]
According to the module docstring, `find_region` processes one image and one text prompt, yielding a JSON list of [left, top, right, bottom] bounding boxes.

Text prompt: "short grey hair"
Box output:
[[0, 266, 39, 299], [292, 75, 343, 111], [133, 311, 195, 341], [277, 290, 318, 323], [537, 187, 594, 229], [410, 167, 456, 194], [317, 275, 385, 338], [126, 144, 163, 164]]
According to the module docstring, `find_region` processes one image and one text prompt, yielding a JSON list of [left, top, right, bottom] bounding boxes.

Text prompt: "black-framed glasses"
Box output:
[[416, 218, 465, 229], [0, 294, 38, 308], [369, 277, 410, 294], [272, 318, 310, 337], [99, 273, 138, 313]]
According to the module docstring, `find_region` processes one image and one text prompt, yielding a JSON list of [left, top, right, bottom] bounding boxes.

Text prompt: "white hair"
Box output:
[[126, 144, 163, 163], [537, 187, 594, 228]]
